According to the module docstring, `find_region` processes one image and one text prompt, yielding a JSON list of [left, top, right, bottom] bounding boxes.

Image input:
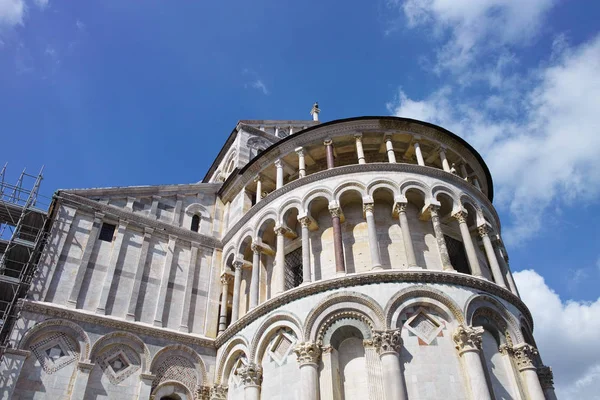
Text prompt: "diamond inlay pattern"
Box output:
[[97, 345, 140, 385], [31, 333, 77, 374], [404, 307, 445, 345]]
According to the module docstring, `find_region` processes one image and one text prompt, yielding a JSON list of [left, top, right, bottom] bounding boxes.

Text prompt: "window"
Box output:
[[191, 215, 200, 232], [445, 234, 470, 275], [284, 247, 303, 289], [99, 223, 116, 242]]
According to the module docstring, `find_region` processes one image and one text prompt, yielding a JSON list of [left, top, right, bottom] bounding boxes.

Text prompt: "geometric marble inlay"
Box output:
[[268, 329, 296, 366], [97, 345, 140, 385], [405, 307, 444, 345], [30, 333, 78, 374]]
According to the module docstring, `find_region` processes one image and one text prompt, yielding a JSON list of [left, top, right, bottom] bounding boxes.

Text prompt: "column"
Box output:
[[139, 373, 156, 399], [239, 363, 262, 400], [275, 159, 284, 189], [478, 225, 507, 288], [126, 227, 153, 321], [96, 219, 129, 314], [496, 245, 520, 296], [179, 243, 199, 332], [254, 176, 262, 202], [363, 203, 382, 270], [513, 344, 546, 400], [473, 177, 482, 190], [172, 195, 183, 226], [384, 134, 397, 163], [150, 195, 160, 218], [298, 217, 312, 283], [452, 325, 492, 400], [274, 226, 286, 294], [294, 342, 322, 400], [68, 212, 104, 308], [439, 147, 451, 172], [354, 134, 366, 164], [296, 147, 306, 178], [373, 329, 407, 400], [428, 205, 454, 271], [154, 235, 177, 326], [329, 206, 346, 274], [218, 273, 232, 334], [414, 141, 425, 166], [394, 203, 418, 269], [71, 362, 94, 400], [452, 211, 483, 277], [460, 163, 469, 180], [537, 366, 558, 400], [209, 384, 228, 400], [249, 243, 261, 309], [324, 139, 335, 169], [231, 260, 243, 322], [0, 349, 29, 399]]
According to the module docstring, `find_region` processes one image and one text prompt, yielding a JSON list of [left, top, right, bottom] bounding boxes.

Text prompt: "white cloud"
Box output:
[[514, 270, 600, 400], [395, 0, 557, 73], [0, 0, 25, 28], [388, 34, 600, 245], [33, 0, 47, 10], [250, 79, 269, 95]]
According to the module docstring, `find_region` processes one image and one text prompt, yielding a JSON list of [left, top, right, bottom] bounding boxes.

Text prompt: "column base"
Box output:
[[66, 300, 78, 309], [125, 313, 136, 321], [371, 266, 383, 271], [408, 265, 423, 270], [179, 325, 189, 333], [95, 307, 106, 315], [153, 320, 163, 327]]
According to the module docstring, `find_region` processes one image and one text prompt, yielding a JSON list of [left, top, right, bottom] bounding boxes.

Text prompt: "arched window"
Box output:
[[191, 214, 200, 232]]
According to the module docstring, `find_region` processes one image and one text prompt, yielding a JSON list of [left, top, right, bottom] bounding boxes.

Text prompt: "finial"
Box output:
[[310, 102, 320, 122]]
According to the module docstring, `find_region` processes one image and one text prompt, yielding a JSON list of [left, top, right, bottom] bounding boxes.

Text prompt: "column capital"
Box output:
[[253, 175, 261, 183], [426, 204, 440, 217], [453, 325, 483, 354], [274, 225, 288, 236], [143, 227, 154, 238], [329, 206, 343, 218], [274, 158, 283, 168], [77, 361, 95, 372], [233, 260, 244, 270], [323, 138, 333, 146], [93, 211, 105, 222], [537, 365, 555, 389], [363, 202, 375, 214], [298, 216, 311, 228], [209, 384, 228, 400], [117, 219, 130, 229], [452, 210, 468, 224], [139, 372, 157, 383], [384, 133, 393, 141], [477, 223, 491, 237], [168, 234, 178, 242], [354, 133, 363, 140], [239, 363, 263, 387], [295, 146, 305, 156], [293, 342, 322, 366], [220, 273, 233, 285], [372, 329, 403, 355], [513, 343, 539, 371], [393, 202, 408, 214]]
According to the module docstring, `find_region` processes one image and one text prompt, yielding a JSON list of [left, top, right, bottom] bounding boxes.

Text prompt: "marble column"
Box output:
[[126, 227, 154, 321], [439, 147, 451, 172], [71, 362, 94, 400], [274, 226, 287, 294], [209, 384, 228, 400], [373, 329, 407, 400], [296, 147, 306, 178], [96, 219, 129, 314], [329, 206, 346, 274], [172, 195, 183, 226], [496, 245, 520, 296], [324, 139, 335, 169], [254, 176, 262, 202], [68, 212, 104, 308], [239, 363, 262, 400], [473, 177, 482, 190], [513, 344, 546, 400], [453, 325, 492, 400], [231, 260, 243, 322], [0, 349, 29, 399], [395, 203, 418, 269], [537, 365, 558, 400], [428, 205, 454, 271], [460, 163, 469, 180], [364, 203, 382, 270], [384, 134, 397, 163], [153, 235, 177, 326], [478, 225, 507, 288], [294, 342, 322, 400], [354, 134, 366, 164], [218, 273, 232, 334], [275, 159, 284, 189], [179, 243, 199, 332], [299, 216, 312, 283], [249, 243, 261, 309], [452, 211, 483, 278], [139, 373, 156, 399], [414, 142, 425, 166]]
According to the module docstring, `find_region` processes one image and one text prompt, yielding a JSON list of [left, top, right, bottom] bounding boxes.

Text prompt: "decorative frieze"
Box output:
[[372, 329, 402, 355], [452, 325, 483, 354], [293, 342, 322, 366]]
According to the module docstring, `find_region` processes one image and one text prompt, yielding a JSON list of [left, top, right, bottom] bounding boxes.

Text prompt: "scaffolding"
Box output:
[[0, 164, 52, 355]]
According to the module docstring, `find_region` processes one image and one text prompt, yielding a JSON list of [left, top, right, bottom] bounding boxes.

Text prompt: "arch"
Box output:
[[150, 344, 207, 388], [90, 331, 150, 373], [253, 210, 278, 236], [250, 310, 303, 363], [464, 293, 524, 344], [384, 286, 465, 329], [216, 336, 250, 384], [480, 205, 500, 233], [236, 232, 254, 256], [322, 317, 372, 347], [152, 380, 193, 400], [431, 184, 460, 205], [185, 203, 209, 219], [301, 187, 333, 212], [333, 181, 367, 204], [367, 178, 399, 198], [303, 291, 385, 343], [277, 197, 304, 223], [19, 318, 90, 362], [399, 179, 430, 198]]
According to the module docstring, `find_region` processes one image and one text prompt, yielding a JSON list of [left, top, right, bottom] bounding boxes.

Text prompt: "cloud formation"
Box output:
[[514, 270, 600, 400], [0, 0, 25, 28]]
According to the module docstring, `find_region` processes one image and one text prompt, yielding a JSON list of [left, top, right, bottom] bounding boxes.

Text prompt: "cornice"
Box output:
[[20, 300, 216, 349], [63, 183, 221, 198], [221, 163, 499, 245], [221, 118, 491, 201], [215, 269, 532, 346], [58, 192, 222, 249]]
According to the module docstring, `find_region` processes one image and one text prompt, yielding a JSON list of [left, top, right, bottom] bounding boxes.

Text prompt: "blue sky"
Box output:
[[1, 0, 599, 397]]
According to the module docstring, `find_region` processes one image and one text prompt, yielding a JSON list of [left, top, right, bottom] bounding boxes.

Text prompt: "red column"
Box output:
[[330, 206, 345, 273], [324, 139, 335, 169]]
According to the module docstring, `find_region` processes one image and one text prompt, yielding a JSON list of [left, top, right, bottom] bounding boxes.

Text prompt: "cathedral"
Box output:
[[0, 105, 557, 399]]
